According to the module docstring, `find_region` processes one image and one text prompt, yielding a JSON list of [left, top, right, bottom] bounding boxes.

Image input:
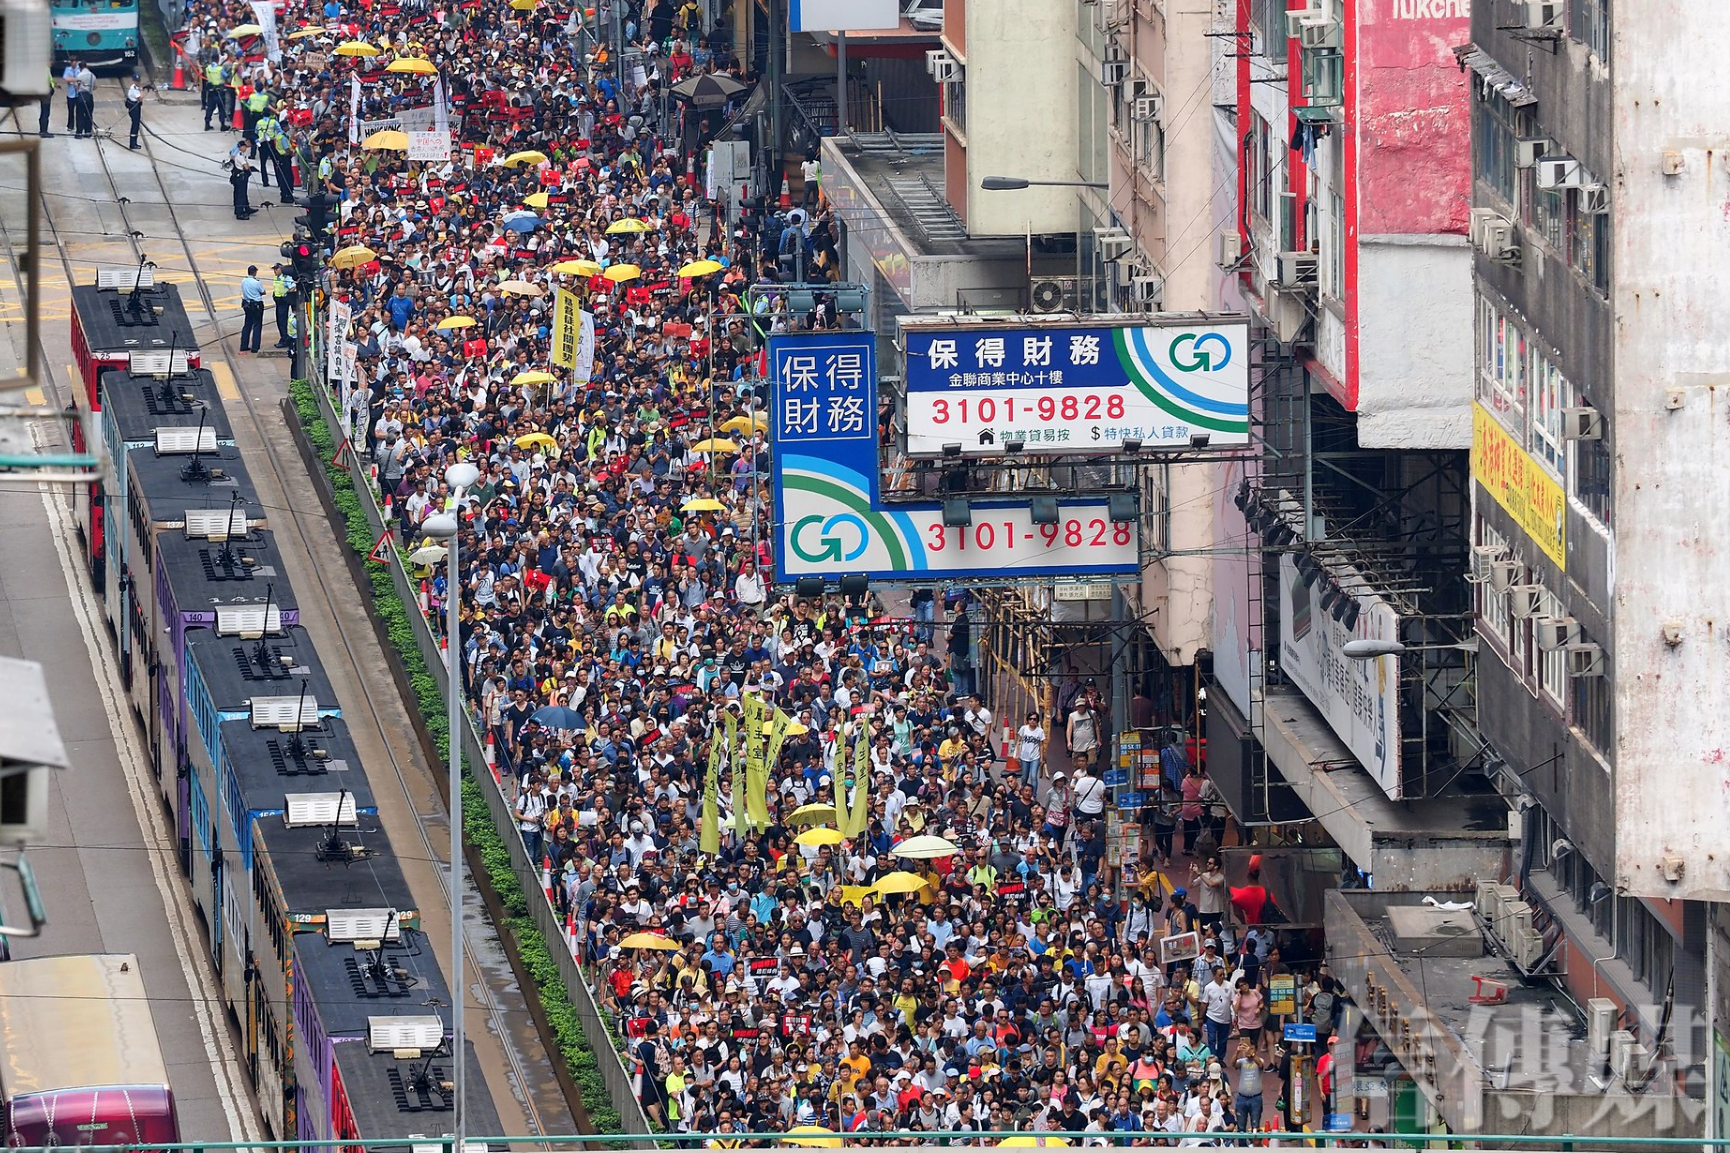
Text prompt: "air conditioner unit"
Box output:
[[1567, 642, 1605, 678], [1299, 17, 1340, 49], [1131, 275, 1163, 308], [0, 0, 53, 99], [1536, 156, 1585, 190], [1586, 998, 1617, 1060], [1515, 137, 1553, 169], [1488, 559, 1522, 594], [1094, 226, 1133, 259], [1526, 0, 1564, 32], [1469, 212, 1520, 263], [1133, 93, 1163, 122], [1028, 276, 1080, 315], [925, 49, 959, 83], [1474, 878, 1506, 925], [1500, 900, 1534, 942], [1609, 1030, 1637, 1080], [1563, 406, 1603, 440], [1535, 616, 1579, 652], [1467, 543, 1504, 583], [1509, 923, 1545, 969], [1508, 584, 1544, 619], [1100, 57, 1130, 87], [1621, 1043, 1650, 1089], [1275, 251, 1318, 288], [1578, 184, 1610, 214], [1284, 2, 1325, 39], [1217, 232, 1245, 268]]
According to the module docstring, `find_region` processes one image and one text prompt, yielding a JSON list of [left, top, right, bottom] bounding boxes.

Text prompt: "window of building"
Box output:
[[1251, 0, 1279, 42], [1476, 520, 1513, 652], [1137, 115, 1164, 182], [1077, 63, 1104, 185], [1573, 428, 1614, 529], [943, 75, 966, 137], [1474, 88, 1522, 206], [1477, 296, 1527, 431], [1571, 624, 1613, 757], [1252, 113, 1272, 223], [1532, 186, 1565, 251], [1570, 197, 1610, 294], [1538, 588, 1567, 708], [1529, 346, 1571, 477], [1570, 0, 1610, 60]]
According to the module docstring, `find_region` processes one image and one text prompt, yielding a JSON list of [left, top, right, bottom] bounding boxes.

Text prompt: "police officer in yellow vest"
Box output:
[[202, 56, 231, 131], [242, 83, 271, 144], [271, 263, 295, 349], [256, 111, 293, 192]]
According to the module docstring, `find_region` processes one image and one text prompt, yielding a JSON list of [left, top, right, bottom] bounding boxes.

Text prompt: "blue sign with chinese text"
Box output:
[[1283, 1023, 1318, 1043], [769, 331, 1142, 584]]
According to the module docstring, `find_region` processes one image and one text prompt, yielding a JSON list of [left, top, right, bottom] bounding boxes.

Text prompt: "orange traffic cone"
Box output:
[[778, 174, 791, 209], [419, 578, 429, 613], [170, 50, 186, 91], [233, 83, 248, 131], [541, 856, 555, 904]]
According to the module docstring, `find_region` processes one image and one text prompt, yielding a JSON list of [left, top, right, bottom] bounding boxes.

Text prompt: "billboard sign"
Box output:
[[788, 0, 900, 32], [1471, 402, 1565, 569], [1277, 553, 1403, 799], [770, 331, 1140, 584], [901, 319, 1251, 457]]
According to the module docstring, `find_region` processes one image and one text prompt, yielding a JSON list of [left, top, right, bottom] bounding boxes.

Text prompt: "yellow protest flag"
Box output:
[[844, 712, 871, 838], [701, 727, 723, 855], [551, 287, 580, 368]]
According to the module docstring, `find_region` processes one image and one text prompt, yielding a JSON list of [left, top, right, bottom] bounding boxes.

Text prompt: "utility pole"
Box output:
[[766, 0, 782, 199]]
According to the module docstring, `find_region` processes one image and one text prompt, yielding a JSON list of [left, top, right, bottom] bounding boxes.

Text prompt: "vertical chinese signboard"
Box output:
[[769, 331, 1141, 584]]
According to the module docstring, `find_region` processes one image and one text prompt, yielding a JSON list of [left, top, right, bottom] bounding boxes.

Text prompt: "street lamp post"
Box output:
[[980, 176, 1110, 190], [418, 456, 481, 1153]]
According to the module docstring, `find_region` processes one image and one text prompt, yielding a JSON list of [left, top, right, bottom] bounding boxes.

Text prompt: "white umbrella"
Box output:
[[409, 544, 450, 566], [890, 834, 959, 860]]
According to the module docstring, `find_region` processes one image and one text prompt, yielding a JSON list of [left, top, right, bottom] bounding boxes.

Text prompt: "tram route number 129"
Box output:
[[928, 393, 1127, 424], [926, 519, 1134, 552]]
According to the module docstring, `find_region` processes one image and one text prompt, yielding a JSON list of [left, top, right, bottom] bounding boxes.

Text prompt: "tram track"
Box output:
[[1, 83, 555, 1141]]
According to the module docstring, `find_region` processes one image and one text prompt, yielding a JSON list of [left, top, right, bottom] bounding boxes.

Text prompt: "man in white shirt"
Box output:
[[1201, 971, 1234, 1057], [1016, 712, 1046, 788]]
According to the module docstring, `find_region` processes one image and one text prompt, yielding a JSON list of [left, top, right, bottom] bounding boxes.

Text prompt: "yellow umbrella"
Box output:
[[720, 413, 768, 435], [678, 258, 723, 278], [498, 280, 543, 297], [286, 26, 326, 39], [681, 497, 726, 512], [436, 315, 478, 331], [689, 437, 739, 454], [510, 0, 538, 9], [890, 834, 958, 860], [997, 1138, 1071, 1148], [228, 22, 263, 36], [385, 56, 438, 74], [618, 931, 682, 951], [795, 827, 844, 848], [330, 244, 377, 270], [514, 432, 559, 451], [362, 128, 409, 151], [602, 263, 642, 283], [523, 191, 550, 209], [502, 149, 549, 168], [605, 217, 653, 234], [333, 40, 382, 56], [872, 872, 929, 895], [784, 1127, 841, 1149], [786, 802, 836, 828], [550, 258, 603, 277], [783, 719, 808, 736], [511, 371, 557, 387]]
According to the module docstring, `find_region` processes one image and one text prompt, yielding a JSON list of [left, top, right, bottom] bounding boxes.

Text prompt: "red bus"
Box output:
[[0, 954, 180, 1147]]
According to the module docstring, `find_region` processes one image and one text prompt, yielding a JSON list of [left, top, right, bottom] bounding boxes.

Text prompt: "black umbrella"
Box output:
[[671, 72, 749, 108]]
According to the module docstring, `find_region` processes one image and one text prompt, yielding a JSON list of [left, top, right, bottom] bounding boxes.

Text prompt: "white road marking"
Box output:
[[35, 450, 262, 1144]]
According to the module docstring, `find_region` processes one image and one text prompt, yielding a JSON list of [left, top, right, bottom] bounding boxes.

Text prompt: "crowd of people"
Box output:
[[182, 0, 1347, 1141]]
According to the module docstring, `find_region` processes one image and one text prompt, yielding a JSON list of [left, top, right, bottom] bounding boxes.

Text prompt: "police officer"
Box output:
[[125, 75, 144, 150], [73, 59, 95, 139], [228, 138, 256, 218], [243, 81, 271, 143], [238, 265, 266, 353], [38, 68, 55, 138], [271, 262, 295, 348], [61, 59, 78, 132], [202, 53, 228, 130], [256, 109, 293, 192]]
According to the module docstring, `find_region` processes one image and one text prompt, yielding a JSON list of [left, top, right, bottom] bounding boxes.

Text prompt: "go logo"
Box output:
[[1169, 331, 1233, 372], [790, 513, 872, 563]]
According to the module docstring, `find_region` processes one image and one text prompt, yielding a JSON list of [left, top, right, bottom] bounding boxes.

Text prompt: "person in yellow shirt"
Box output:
[[938, 726, 969, 765]]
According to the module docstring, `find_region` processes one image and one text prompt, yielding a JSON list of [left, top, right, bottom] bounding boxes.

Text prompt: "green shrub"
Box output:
[[287, 379, 624, 1135]]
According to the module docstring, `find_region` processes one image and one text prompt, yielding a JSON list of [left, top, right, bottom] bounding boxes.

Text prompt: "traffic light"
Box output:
[[293, 192, 341, 243], [280, 235, 317, 280]]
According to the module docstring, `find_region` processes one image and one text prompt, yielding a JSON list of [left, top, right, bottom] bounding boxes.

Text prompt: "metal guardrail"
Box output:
[[302, 380, 653, 1137]]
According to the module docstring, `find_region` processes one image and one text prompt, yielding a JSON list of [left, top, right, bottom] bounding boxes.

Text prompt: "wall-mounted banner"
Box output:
[[770, 331, 1141, 583], [901, 318, 1252, 457], [1470, 401, 1565, 569], [1277, 552, 1403, 799]]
